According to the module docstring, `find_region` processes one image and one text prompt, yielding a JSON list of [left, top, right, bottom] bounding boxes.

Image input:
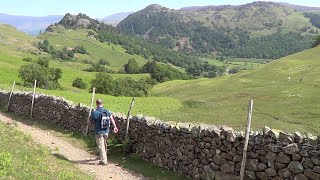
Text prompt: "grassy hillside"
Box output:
[[118, 2, 318, 59], [0, 121, 92, 179], [152, 46, 320, 133], [39, 27, 148, 67]]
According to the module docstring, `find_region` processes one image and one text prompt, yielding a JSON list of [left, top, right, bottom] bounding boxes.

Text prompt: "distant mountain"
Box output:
[[0, 13, 63, 35], [100, 12, 133, 26], [276, 2, 320, 12], [118, 2, 319, 59]]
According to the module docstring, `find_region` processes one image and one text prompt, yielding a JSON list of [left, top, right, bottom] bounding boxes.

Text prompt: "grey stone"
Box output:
[[256, 172, 267, 180], [300, 150, 309, 157], [288, 161, 304, 174], [302, 157, 314, 169], [283, 143, 299, 154], [202, 165, 216, 180], [245, 159, 259, 171], [276, 152, 291, 164], [292, 153, 302, 161], [263, 126, 271, 136], [311, 157, 320, 166], [220, 161, 235, 174], [215, 171, 239, 180], [279, 132, 293, 143], [266, 152, 277, 160], [275, 162, 287, 169], [271, 177, 282, 180], [313, 166, 320, 173], [233, 155, 242, 162], [304, 169, 320, 180], [306, 133, 318, 145], [212, 154, 225, 165], [294, 174, 308, 180], [212, 127, 221, 137], [294, 132, 303, 143], [266, 168, 277, 177], [222, 126, 236, 142], [278, 168, 292, 178], [244, 170, 256, 180], [268, 129, 281, 139], [268, 160, 275, 168], [257, 163, 267, 171]]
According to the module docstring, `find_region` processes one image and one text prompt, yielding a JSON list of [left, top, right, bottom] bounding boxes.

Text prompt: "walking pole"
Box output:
[[125, 97, 135, 141], [85, 87, 95, 136], [30, 80, 37, 119], [240, 100, 254, 180], [7, 81, 16, 111]]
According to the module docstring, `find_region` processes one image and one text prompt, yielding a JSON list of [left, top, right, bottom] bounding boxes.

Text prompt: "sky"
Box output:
[[1, 0, 320, 18]]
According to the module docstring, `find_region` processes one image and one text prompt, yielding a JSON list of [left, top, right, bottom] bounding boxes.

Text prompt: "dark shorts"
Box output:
[[95, 128, 109, 135]]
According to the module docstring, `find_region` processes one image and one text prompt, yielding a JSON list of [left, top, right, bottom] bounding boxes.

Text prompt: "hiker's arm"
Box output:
[[110, 115, 118, 133]]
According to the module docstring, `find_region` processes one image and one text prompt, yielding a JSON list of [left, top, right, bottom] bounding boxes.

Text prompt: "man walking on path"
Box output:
[[89, 99, 118, 165]]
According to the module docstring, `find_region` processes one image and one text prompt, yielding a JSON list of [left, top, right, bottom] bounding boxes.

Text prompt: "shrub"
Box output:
[[82, 59, 94, 64], [73, 45, 88, 54], [98, 59, 110, 65], [19, 58, 62, 89], [72, 78, 87, 89], [22, 57, 33, 62], [90, 73, 152, 97]]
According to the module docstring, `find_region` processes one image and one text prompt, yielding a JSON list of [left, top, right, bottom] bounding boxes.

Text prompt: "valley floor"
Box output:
[[0, 112, 144, 180]]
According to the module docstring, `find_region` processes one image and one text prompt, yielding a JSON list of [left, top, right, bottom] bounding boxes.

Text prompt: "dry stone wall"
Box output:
[[1, 90, 320, 180]]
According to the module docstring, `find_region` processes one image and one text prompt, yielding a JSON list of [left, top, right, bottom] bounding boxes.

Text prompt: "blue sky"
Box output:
[[1, 0, 320, 18]]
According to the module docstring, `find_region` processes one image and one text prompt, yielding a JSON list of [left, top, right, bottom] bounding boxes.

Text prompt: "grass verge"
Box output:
[[0, 116, 93, 179]]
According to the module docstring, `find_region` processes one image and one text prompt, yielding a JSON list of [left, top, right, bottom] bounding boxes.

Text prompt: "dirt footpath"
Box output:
[[0, 112, 146, 180]]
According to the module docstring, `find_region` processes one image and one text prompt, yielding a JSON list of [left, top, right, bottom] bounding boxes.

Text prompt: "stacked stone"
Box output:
[[115, 115, 320, 180], [0, 90, 9, 107]]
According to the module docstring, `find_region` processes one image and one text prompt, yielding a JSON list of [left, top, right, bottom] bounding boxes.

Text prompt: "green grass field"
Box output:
[[0, 121, 92, 179], [39, 28, 148, 67], [202, 58, 265, 71], [152, 46, 320, 133]]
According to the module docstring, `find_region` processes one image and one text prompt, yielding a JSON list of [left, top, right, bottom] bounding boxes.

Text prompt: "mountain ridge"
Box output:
[[118, 1, 319, 59]]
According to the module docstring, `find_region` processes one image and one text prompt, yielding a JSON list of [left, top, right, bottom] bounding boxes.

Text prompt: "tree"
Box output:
[[312, 35, 320, 48], [124, 58, 140, 74], [18, 58, 62, 89], [90, 73, 152, 96], [91, 73, 115, 95], [98, 59, 110, 65], [73, 45, 88, 54], [72, 78, 87, 89]]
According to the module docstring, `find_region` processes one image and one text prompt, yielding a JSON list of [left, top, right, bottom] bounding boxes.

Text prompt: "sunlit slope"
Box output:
[[152, 46, 320, 133], [39, 28, 148, 67]]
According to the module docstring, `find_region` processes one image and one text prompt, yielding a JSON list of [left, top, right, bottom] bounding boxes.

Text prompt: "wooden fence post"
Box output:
[[125, 97, 135, 141], [240, 100, 254, 180], [85, 87, 95, 136], [30, 80, 37, 119], [7, 81, 16, 111]]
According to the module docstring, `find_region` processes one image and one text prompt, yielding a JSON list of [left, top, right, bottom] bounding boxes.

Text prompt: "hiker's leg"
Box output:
[[100, 134, 108, 164], [103, 133, 108, 162], [95, 134, 107, 164]]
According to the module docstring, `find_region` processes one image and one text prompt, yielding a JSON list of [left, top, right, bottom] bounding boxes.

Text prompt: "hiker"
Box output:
[[89, 99, 118, 165]]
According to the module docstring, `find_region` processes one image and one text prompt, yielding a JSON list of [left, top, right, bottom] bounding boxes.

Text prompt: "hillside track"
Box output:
[[0, 112, 146, 180]]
